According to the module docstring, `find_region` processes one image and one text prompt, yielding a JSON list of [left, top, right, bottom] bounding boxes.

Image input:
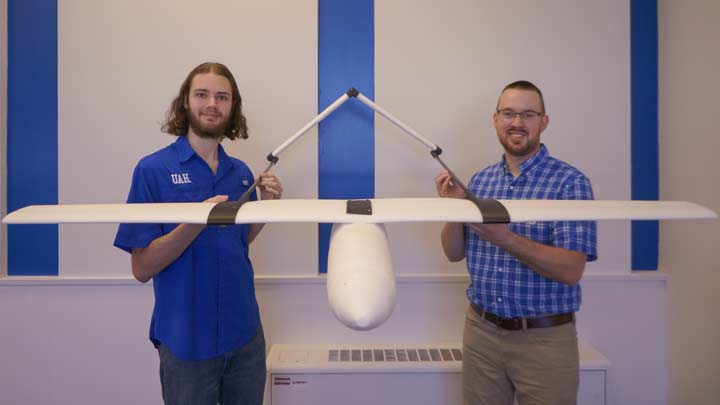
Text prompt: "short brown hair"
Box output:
[[162, 62, 249, 140], [498, 80, 546, 113]]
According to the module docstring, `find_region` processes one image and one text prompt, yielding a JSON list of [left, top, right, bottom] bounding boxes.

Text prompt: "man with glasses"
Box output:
[[435, 80, 597, 404]]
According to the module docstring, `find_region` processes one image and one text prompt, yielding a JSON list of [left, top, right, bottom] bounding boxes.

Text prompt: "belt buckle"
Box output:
[[495, 316, 503, 328]]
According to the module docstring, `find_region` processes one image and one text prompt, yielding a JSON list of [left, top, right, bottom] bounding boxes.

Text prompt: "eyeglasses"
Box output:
[[496, 109, 544, 121]]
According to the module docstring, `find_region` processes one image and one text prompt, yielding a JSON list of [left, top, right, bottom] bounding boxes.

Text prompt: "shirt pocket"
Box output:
[[220, 176, 254, 202], [160, 182, 212, 203]]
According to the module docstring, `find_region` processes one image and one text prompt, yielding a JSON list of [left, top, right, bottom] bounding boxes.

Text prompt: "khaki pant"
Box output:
[[462, 306, 579, 405]]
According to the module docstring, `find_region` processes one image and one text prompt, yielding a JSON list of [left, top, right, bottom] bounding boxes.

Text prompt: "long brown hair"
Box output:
[[161, 62, 249, 140]]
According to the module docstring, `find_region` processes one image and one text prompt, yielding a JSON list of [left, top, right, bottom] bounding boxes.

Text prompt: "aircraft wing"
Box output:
[[2, 203, 214, 224], [2, 198, 716, 225]]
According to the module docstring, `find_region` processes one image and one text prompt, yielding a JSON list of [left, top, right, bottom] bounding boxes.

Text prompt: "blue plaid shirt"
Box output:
[[465, 144, 597, 317]]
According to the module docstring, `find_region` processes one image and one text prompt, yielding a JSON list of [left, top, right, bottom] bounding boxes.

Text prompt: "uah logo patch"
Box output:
[[171, 173, 192, 185]]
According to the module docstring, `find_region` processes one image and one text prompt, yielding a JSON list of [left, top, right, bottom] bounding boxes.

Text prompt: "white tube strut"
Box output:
[[355, 92, 439, 152], [269, 92, 352, 159]]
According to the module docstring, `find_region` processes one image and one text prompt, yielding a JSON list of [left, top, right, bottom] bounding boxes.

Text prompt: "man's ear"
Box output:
[[540, 114, 550, 132]]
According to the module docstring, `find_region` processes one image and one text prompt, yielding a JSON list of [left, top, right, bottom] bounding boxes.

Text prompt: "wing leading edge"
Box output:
[[2, 198, 716, 225]]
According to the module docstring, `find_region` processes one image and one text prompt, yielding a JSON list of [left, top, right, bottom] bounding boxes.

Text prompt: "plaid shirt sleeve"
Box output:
[[553, 174, 598, 261]]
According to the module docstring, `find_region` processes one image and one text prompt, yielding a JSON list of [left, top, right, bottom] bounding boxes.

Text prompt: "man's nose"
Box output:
[[511, 113, 524, 125]]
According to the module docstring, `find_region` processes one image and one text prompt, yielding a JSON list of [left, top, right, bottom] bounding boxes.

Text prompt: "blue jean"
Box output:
[[157, 325, 266, 405]]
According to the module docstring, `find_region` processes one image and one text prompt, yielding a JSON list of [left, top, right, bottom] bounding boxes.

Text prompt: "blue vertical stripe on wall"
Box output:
[[630, 0, 659, 270], [317, 0, 375, 273], [7, 0, 59, 275]]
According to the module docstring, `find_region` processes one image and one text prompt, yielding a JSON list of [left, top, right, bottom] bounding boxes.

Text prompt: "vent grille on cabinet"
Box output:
[[328, 347, 462, 363]]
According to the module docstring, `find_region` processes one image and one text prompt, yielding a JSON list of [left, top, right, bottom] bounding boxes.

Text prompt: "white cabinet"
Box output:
[[268, 341, 609, 405], [577, 342, 610, 405]]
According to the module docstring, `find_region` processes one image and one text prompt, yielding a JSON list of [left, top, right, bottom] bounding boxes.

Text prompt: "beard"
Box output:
[[188, 109, 229, 140], [499, 127, 540, 158]]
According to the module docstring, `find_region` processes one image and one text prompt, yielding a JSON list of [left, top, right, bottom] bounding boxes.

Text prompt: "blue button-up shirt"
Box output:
[[114, 135, 259, 361], [466, 144, 597, 317]]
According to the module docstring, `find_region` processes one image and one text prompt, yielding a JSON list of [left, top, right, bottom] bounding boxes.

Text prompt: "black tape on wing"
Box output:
[[207, 201, 246, 225], [471, 198, 511, 224]]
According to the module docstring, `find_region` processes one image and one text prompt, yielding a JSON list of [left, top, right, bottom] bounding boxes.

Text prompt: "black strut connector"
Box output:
[[346, 199, 372, 215], [267, 153, 279, 164], [346, 87, 360, 98], [430, 146, 443, 158]]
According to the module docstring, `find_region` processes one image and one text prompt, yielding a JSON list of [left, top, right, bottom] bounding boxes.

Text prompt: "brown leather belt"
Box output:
[[471, 303, 573, 331]]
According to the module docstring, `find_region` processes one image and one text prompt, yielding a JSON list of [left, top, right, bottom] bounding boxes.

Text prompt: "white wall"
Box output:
[[0, 275, 666, 405], [658, 1, 720, 403], [375, 0, 632, 275], [57, 0, 319, 277], [3, 1, 712, 404], [51, 0, 634, 279]]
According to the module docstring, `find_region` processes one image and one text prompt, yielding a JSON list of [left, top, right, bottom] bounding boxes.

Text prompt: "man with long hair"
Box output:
[[114, 62, 281, 404], [436, 80, 597, 404]]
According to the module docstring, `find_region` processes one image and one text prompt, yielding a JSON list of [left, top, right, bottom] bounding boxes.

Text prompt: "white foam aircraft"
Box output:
[[3, 88, 717, 331]]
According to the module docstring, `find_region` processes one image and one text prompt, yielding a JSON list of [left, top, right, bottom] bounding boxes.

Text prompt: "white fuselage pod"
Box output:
[[327, 223, 396, 331]]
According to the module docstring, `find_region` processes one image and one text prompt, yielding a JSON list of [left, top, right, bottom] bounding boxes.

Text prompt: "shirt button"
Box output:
[[498, 267, 503, 272], [509, 186, 514, 190], [497, 297, 503, 302]]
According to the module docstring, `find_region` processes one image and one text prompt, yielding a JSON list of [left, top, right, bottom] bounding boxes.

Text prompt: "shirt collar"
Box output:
[[216, 142, 236, 176], [501, 143, 549, 177], [174, 135, 196, 163], [173, 135, 235, 169]]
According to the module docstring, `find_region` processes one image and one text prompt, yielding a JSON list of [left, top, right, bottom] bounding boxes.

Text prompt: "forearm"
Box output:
[[131, 223, 206, 282], [441, 222, 466, 262], [491, 230, 586, 285]]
